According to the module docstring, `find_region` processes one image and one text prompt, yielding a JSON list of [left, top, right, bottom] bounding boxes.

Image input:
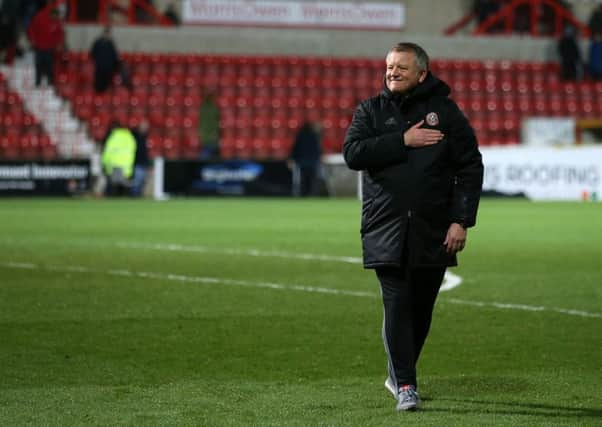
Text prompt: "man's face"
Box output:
[[385, 51, 426, 94]]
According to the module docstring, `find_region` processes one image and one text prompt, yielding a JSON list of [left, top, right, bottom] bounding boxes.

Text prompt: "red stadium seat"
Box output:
[[46, 54, 601, 158], [269, 138, 289, 159]]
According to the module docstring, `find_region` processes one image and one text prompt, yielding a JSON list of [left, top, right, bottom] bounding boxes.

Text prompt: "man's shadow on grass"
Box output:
[[422, 396, 602, 421]]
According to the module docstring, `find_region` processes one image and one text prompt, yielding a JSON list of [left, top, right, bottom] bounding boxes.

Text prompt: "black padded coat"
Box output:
[[343, 72, 484, 269]]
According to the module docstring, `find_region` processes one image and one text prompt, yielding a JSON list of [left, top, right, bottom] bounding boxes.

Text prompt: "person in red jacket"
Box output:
[[27, 7, 64, 87]]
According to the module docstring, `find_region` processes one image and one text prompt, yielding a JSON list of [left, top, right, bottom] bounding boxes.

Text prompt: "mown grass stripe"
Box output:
[[2, 261, 599, 319]]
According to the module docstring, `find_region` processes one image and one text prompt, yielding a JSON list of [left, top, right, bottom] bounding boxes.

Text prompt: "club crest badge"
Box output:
[[426, 112, 439, 126], [384, 117, 397, 126]]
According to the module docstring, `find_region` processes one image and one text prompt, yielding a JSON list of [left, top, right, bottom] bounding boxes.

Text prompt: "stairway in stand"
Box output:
[[0, 52, 97, 160]]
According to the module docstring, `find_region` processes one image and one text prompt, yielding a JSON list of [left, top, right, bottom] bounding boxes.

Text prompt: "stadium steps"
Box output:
[[0, 71, 58, 159], [0, 53, 97, 160]]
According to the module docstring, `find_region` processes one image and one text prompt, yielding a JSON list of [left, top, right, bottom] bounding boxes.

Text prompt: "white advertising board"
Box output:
[[323, 146, 602, 201], [182, 0, 405, 30], [481, 146, 601, 201], [522, 117, 576, 147]]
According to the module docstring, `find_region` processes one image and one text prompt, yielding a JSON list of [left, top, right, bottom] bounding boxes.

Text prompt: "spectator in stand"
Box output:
[[540, 0, 573, 35], [289, 121, 322, 197], [131, 119, 151, 197], [163, 2, 180, 25], [589, 4, 602, 38], [513, 3, 531, 33], [586, 4, 602, 81], [21, 0, 45, 31], [0, 0, 20, 64], [135, 0, 155, 24], [589, 34, 602, 80], [27, 6, 64, 87], [198, 92, 221, 159], [90, 25, 120, 93], [101, 123, 137, 197], [473, 0, 499, 30], [0, 16, 15, 64], [557, 25, 584, 81]]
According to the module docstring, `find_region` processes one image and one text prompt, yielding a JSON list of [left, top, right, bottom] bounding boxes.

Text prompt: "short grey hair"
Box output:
[[388, 42, 429, 72]]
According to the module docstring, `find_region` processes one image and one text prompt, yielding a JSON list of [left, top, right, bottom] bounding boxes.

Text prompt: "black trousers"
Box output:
[[376, 265, 446, 390], [299, 166, 318, 196], [94, 68, 114, 93], [34, 49, 54, 86]]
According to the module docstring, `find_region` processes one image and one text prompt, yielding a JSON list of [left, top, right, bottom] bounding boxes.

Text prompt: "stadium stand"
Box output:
[[2, 0, 600, 163], [46, 51, 602, 160], [0, 71, 57, 160], [1, 57, 96, 160]]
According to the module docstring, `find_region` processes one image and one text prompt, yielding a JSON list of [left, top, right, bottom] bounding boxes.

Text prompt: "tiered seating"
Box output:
[[55, 53, 368, 159], [432, 59, 602, 145], [0, 73, 57, 160], [54, 52, 602, 159]]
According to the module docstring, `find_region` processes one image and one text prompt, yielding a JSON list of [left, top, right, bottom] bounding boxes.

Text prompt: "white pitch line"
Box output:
[[114, 241, 463, 292], [1, 261, 600, 319], [446, 298, 601, 319], [0, 238, 463, 291], [115, 241, 363, 264], [3, 261, 376, 299]]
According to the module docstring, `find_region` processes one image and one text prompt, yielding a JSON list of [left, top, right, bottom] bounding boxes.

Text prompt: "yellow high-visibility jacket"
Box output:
[[101, 128, 137, 179]]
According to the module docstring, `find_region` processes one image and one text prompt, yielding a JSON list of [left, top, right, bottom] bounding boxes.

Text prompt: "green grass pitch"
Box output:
[[0, 198, 601, 426]]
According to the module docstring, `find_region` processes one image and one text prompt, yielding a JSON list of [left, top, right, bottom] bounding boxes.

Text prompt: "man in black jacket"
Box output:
[[90, 26, 120, 93], [344, 42, 483, 411], [290, 121, 322, 196]]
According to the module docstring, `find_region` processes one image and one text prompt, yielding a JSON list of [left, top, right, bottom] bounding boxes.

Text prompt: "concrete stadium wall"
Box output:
[[66, 0, 597, 62], [148, 0, 599, 34], [151, 0, 600, 34], [150, 0, 472, 35], [67, 24, 567, 62]]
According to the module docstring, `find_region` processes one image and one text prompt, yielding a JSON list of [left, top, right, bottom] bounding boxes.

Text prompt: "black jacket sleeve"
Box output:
[[343, 101, 408, 171], [446, 99, 484, 228]]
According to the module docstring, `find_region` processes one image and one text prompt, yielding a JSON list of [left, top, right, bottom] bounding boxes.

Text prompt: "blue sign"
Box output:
[[164, 159, 292, 196]]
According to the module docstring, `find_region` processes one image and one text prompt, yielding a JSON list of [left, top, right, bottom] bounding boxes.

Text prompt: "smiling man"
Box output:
[[344, 42, 484, 411]]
